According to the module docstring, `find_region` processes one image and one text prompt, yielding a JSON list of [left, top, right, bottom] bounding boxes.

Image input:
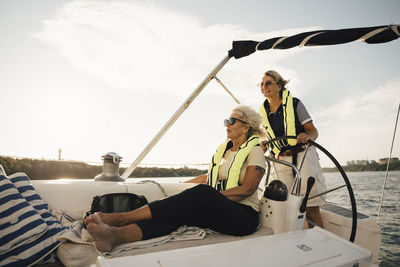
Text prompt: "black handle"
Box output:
[[300, 177, 315, 213]]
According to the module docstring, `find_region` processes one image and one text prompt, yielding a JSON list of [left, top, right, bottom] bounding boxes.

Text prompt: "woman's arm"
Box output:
[[221, 165, 265, 201], [297, 121, 318, 143], [184, 174, 207, 184]]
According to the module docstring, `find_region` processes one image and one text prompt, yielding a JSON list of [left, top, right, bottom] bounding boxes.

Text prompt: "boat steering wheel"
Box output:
[[263, 136, 357, 243]]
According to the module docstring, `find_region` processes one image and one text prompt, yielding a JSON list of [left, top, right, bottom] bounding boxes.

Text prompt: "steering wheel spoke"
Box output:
[[309, 184, 347, 200]]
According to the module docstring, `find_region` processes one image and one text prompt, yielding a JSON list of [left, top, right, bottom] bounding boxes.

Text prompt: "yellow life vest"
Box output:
[[259, 89, 296, 155], [207, 136, 259, 191]]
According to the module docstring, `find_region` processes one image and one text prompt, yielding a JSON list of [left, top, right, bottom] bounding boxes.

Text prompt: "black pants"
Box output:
[[136, 184, 259, 240]]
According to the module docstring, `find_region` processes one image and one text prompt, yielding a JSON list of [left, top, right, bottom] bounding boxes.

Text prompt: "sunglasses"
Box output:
[[224, 117, 248, 126], [258, 80, 274, 87]]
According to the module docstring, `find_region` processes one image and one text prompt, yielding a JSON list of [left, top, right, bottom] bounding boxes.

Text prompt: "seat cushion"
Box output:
[[57, 242, 98, 267], [0, 175, 48, 255], [0, 173, 67, 266]]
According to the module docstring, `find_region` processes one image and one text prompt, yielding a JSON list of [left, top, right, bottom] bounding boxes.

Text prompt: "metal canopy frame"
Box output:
[[122, 24, 399, 179]]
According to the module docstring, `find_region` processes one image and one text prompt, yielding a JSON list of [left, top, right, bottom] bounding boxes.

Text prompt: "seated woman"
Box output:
[[84, 105, 267, 252]]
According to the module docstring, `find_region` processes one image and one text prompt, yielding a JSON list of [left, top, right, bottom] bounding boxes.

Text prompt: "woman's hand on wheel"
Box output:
[[297, 133, 309, 144], [260, 140, 269, 152]]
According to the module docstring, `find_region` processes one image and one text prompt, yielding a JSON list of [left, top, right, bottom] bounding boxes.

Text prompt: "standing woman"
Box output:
[[258, 70, 326, 228]]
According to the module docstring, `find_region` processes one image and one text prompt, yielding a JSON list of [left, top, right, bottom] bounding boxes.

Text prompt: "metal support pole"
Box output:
[[377, 102, 400, 223], [214, 76, 241, 104], [265, 156, 302, 196], [121, 55, 232, 179]]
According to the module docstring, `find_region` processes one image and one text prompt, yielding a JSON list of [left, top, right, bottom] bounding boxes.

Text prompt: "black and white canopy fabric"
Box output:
[[229, 24, 400, 59]]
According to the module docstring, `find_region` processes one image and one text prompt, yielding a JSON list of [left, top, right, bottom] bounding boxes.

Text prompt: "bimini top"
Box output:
[[229, 24, 400, 59]]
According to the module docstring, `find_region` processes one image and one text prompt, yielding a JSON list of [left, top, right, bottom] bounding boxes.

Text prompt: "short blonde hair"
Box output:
[[264, 70, 290, 90], [232, 105, 267, 139]]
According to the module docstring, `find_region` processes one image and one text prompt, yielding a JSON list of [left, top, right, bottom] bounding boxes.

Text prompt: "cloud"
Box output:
[[314, 79, 400, 165], [315, 79, 399, 123], [32, 0, 315, 97]]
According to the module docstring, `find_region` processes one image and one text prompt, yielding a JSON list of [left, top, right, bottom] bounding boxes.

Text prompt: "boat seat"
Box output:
[[56, 226, 273, 267], [114, 226, 273, 258], [32, 180, 128, 217], [31, 179, 191, 219], [30, 180, 271, 267]]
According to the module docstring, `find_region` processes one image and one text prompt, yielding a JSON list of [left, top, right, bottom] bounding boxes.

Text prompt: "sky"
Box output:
[[0, 0, 399, 170]]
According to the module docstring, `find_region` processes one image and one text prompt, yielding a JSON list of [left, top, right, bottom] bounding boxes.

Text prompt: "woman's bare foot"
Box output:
[[84, 212, 124, 227], [97, 212, 125, 226], [86, 213, 116, 252], [84, 206, 151, 229]]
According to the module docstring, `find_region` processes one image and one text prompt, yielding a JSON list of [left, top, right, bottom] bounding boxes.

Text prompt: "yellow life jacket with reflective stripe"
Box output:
[[259, 89, 296, 155], [207, 136, 259, 191]]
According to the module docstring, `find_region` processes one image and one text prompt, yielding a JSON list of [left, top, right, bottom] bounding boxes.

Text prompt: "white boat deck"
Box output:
[[95, 227, 372, 267]]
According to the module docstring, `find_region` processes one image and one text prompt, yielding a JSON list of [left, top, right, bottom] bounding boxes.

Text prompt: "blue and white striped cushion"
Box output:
[[10, 173, 67, 233], [0, 175, 48, 254], [0, 174, 67, 267]]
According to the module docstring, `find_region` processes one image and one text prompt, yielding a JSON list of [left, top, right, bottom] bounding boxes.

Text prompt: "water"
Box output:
[[323, 171, 400, 267]]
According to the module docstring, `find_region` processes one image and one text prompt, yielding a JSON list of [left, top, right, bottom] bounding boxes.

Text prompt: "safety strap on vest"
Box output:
[[259, 89, 296, 155], [207, 136, 259, 191]]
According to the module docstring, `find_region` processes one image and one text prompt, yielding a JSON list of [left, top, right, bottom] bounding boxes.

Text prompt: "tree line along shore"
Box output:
[[0, 156, 399, 180], [0, 156, 207, 180], [322, 163, 400, 172]]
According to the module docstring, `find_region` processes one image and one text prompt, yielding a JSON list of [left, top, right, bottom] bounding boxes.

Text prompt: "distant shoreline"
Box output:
[[322, 163, 400, 172], [0, 156, 207, 180], [1, 156, 399, 179]]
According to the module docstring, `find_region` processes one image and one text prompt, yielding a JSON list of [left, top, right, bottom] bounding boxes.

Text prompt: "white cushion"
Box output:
[[57, 243, 98, 267]]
